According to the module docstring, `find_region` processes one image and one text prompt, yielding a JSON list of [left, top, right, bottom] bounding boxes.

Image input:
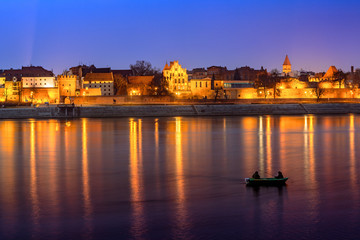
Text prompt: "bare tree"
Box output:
[[313, 83, 325, 102], [333, 70, 346, 89], [130, 60, 159, 76], [113, 74, 127, 95]]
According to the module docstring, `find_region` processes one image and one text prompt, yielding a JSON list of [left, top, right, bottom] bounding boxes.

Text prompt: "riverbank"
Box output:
[[0, 103, 360, 119]]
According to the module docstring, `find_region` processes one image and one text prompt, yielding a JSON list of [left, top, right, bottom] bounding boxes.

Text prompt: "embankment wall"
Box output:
[[1, 103, 360, 119]]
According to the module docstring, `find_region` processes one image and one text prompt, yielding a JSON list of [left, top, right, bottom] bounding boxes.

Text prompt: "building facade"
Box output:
[[163, 61, 190, 96], [22, 76, 56, 88], [58, 75, 77, 98], [83, 73, 114, 96]]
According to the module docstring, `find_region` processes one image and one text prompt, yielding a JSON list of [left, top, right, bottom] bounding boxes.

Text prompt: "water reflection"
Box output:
[[129, 118, 146, 238], [30, 121, 40, 236], [0, 116, 360, 239], [82, 119, 93, 238], [349, 114, 359, 209], [258, 116, 264, 172], [303, 115, 319, 222], [0, 121, 17, 238], [266, 116, 272, 173], [173, 117, 190, 238]]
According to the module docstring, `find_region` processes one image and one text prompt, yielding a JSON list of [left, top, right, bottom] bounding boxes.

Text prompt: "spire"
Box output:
[[283, 55, 291, 66], [163, 61, 170, 71]]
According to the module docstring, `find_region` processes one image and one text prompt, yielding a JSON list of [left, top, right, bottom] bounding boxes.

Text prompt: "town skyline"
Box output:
[[1, 55, 358, 76], [1, 0, 360, 74]]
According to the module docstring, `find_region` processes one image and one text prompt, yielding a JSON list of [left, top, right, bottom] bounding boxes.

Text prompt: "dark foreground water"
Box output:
[[0, 115, 360, 239]]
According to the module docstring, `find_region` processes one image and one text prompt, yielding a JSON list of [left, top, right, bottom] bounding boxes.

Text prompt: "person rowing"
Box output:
[[275, 171, 284, 179], [252, 171, 261, 179]]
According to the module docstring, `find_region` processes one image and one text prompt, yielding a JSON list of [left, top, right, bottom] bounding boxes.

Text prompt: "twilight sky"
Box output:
[[1, 0, 360, 74]]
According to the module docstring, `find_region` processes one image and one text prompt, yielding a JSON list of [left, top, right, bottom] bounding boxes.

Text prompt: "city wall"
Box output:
[[1, 103, 360, 119]]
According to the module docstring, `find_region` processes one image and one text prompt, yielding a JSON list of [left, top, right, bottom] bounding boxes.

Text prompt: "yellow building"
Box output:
[[58, 75, 77, 97], [190, 78, 212, 98], [282, 55, 291, 75], [163, 61, 190, 96], [0, 81, 21, 102], [190, 78, 227, 99], [0, 76, 5, 87]]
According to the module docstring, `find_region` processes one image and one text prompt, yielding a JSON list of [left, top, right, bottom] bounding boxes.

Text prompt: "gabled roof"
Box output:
[[3, 66, 54, 78], [128, 76, 154, 85], [283, 55, 291, 66], [163, 62, 170, 71], [84, 72, 114, 82], [323, 66, 338, 78]]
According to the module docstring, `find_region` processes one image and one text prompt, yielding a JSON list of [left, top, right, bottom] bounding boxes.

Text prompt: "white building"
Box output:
[[22, 77, 56, 88], [83, 73, 114, 96]]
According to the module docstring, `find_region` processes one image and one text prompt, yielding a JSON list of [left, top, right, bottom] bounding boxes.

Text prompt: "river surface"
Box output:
[[0, 115, 360, 239]]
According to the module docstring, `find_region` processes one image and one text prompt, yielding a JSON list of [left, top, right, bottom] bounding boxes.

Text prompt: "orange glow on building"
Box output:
[[163, 61, 191, 97]]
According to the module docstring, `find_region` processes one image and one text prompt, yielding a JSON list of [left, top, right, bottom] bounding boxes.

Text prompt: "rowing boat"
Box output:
[[245, 177, 288, 186]]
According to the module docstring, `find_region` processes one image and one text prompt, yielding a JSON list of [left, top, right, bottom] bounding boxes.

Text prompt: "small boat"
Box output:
[[245, 177, 288, 186]]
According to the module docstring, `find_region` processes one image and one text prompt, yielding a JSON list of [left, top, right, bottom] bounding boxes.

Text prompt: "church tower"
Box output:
[[282, 55, 291, 75]]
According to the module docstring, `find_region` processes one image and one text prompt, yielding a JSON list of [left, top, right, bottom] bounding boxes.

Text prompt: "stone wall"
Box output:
[[2, 103, 360, 119]]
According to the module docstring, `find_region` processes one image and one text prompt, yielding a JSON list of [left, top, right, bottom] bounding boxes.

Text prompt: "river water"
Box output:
[[0, 115, 359, 239]]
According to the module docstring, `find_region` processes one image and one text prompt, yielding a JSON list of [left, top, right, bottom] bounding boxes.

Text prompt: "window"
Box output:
[[206, 82, 208, 88], [200, 82, 202, 88], [44, 83, 46, 85], [196, 82, 197, 88]]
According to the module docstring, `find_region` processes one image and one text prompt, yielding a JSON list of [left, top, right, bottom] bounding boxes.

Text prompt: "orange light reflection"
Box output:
[[129, 119, 146, 238], [174, 117, 189, 237], [82, 119, 93, 237], [30, 121, 40, 234]]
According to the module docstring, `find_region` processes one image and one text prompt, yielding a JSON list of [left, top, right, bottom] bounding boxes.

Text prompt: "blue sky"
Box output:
[[1, 0, 360, 74]]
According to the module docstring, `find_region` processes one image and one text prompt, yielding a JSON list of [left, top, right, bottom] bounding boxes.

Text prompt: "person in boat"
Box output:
[[252, 171, 260, 179], [275, 171, 284, 179]]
